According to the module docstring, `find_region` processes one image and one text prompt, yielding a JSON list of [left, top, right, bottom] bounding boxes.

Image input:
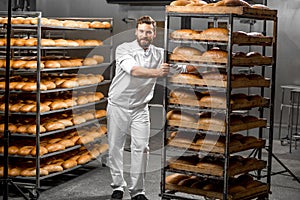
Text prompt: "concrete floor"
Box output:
[[1, 128, 300, 200]]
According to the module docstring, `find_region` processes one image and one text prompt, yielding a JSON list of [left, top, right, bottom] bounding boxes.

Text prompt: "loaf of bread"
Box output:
[[202, 48, 228, 59], [198, 28, 228, 41], [167, 110, 198, 123], [172, 46, 202, 60], [170, 29, 202, 40], [224, 0, 251, 7]]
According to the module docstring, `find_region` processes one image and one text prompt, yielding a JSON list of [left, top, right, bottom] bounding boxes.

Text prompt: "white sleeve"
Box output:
[[116, 44, 138, 74]]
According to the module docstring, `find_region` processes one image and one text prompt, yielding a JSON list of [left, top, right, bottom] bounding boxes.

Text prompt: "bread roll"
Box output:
[[40, 38, 55, 46], [58, 60, 73, 67], [62, 159, 77, 169], [77, 154, 92, 165], [8, 167, 21, 177], [69, 58, 83, 67], [92, 55, 104, 64], [27, 125, 46, 134], [18, 146, 34, 156], [20, 167, 49, 177], [89, 21, 105, 29], [60, 80, 79, 88], [43, 164, 63, 173], [58, 139, 74, 148], [14, 38, 26, 46], [83, 40, 102, 46], [95, 110, 107, 118], [72, 116, 87, 124], [8, 146, 19, 155], [31, 146, 48, 156], [50, 101, 68, 110], [44, 60, 61, 68], [44, 121, 65, 131], [54, 39, 68, 46], [45, 143, 65, 152]]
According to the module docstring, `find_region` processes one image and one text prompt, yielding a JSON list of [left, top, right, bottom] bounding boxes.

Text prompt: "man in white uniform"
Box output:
[[107, 16, 187, 200]]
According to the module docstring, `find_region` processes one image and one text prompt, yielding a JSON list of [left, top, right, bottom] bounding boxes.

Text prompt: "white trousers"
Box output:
[[107, 103, 150, 197]]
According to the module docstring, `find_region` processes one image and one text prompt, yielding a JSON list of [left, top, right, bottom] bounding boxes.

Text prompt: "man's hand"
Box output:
[[157, 63, 170, 77]]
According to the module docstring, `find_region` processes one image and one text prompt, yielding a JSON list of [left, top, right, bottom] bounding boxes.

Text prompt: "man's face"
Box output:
[[135, 23, 156, 49]]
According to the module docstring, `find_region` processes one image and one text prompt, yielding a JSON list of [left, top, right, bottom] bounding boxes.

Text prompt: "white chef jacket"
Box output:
[[108, 40, 164, 109]]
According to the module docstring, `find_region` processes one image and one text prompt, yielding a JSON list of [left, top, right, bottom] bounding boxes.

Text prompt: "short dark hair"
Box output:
[[136, 15, 156, 30]]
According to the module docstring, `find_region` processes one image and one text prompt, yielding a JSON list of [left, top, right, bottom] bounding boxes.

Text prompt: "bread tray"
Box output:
[[167, 159, 267, 177], [165, 182, 269, 200], [166, 6, 277, 20]]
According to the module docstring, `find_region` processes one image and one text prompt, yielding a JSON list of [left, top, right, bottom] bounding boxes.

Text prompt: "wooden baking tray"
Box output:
[[165, 183, 269, 200], [169, 76, 270, 88], [166, 5, 277, 19], [171, 36, 273, 46], [169, 54, 273, 66], [168, 138, 266, 154], [168, 159, 267, 177], [169, 97, 269, 110], [168, 119, 267, 133]]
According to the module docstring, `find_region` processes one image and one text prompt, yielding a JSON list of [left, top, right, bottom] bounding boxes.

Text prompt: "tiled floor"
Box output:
[[1, 129, 300, 200]]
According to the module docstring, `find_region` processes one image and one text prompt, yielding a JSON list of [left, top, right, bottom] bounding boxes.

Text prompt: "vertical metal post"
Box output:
[[267, 14, 278, 191], [223, 13, 233, 200], [161, 12, 170, 199], [35, 12, 42, 190], [3, 0, 12, 200]]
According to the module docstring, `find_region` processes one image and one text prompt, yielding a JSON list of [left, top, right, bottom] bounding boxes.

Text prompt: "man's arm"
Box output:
[[131, 63, 170, 78]]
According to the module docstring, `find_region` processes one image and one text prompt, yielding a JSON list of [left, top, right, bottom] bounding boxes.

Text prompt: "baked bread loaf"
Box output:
[[202, 48, 228, 59], [172, 46, 202, 60], [167, 110, 198, 123], [198, 28, 228, 41], [170, 29, 201, 40]]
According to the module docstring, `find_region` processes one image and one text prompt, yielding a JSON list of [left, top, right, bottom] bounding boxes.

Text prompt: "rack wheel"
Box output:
[[29, 189, 40, 200]]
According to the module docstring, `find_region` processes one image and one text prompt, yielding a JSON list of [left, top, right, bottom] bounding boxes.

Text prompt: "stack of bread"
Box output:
[[0, 38, 103, 47], [169, 0, 270, 9], [0, 109, 106, 135], [0, 143, 109, 177], [0, 92, 104, 113], [0, 125, 107, 157], [170, 28, 269, 43], [167, 131, 265, 154], [0, 17, 112, 29], [167, 110, 266, 133], [169, 89, 268, 109], [0, 74, 104, 92], [168, 154, 266, 176], [165, 173, 267, 196]]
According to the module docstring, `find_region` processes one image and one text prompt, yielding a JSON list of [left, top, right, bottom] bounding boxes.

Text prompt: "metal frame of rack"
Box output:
[[0, 10, 113, 199], [161, 5, 277, 200]]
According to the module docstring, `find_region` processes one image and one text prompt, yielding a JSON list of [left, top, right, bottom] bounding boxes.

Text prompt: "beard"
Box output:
[[137, 37, 152, 49]]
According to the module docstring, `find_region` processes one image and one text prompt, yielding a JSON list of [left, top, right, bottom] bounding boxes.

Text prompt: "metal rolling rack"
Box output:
[[161, 4, 277, 200], [0, 11, 113, 200]]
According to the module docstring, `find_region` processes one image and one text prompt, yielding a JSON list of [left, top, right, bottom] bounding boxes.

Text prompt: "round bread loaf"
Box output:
[[77, 154, 92, 165], [31, 146, 48, 156], [92, 55, 104, 64], [44, 121, 65, 131], [95, 110, 107, 118], [45, 143, 65, 152]]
